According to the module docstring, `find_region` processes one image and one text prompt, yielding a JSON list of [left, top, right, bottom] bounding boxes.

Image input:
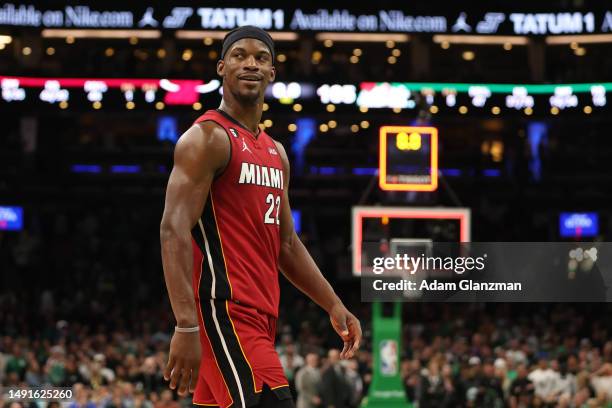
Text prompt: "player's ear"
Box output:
[[269, 65, 276, 82], [217, 59, 225, 77]]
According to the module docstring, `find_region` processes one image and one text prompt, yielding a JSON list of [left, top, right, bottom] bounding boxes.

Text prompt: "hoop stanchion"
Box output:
[[361, 302, 411, 408]]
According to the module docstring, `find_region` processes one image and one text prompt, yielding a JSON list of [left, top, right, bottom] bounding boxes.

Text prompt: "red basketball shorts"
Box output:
[[193, 299, 291, 408]]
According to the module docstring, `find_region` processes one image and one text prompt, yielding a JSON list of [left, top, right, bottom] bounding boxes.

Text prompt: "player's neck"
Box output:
[[218, 98, 262, 135]]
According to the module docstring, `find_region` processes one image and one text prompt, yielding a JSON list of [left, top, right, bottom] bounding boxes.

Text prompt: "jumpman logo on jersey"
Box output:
[[241, 138, 252, 154]]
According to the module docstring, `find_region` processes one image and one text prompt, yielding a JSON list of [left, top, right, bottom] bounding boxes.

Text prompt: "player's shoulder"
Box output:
[[190, 119, 230, 145], [174, 120, 230, 161]]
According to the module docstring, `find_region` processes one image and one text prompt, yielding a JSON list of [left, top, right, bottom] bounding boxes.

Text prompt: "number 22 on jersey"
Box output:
[[264, 193, 281, 225]]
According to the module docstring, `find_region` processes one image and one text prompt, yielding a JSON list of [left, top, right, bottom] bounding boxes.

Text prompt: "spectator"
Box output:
[[133, 389, 153, 408], [343, 359, 363, 408], [509, 364, 534, 408], [590, 362, 612, 401], [550, 359, 576, 405], [528, 358, 559, 402], [573, 371, 597, 407], [139, 357, 164, 394], [421, 360, 445, 407], [24, 351, 42, 386], [68, 384, 96, 408], [105, 384, 126, 408], [506, 339, 528, 366], [44, 346, 66, 386], [81, 354, 115, 388], [460, 356, 483, 407], [120, 382, 136, 408], [404, 359, 424, 403], [319, 349, 350, 408], [154, 390, 178, 408], [480, 361, 504, 407], [279, 343, 304, 394], [295, 353, 322, 408], [5, 344, 27, 381], [123, 354, 142, 385], [493, 357, 511, 396], [440, 363, 457, 406], [64, 356, 86, 386]]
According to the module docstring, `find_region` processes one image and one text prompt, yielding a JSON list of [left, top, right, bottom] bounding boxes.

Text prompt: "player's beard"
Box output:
[[231, 85, 261, 106]]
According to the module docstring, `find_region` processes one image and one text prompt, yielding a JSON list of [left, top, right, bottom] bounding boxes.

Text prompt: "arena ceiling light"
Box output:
[[175, 30, 298, 41], [545, 34, 612, 45], [315, 32, 410, 43], [41, 29, 161, 39], [433, 35, 529, 45]]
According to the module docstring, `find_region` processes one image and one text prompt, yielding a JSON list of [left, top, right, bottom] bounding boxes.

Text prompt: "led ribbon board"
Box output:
[[2, 77, 610, 112], [0, 76, 214, 106], [358, 82, 610, 110], [379, 126, 438, 191]]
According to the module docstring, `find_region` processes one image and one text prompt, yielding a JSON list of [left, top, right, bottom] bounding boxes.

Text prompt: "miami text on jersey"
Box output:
[[238, 162, 284, 190]]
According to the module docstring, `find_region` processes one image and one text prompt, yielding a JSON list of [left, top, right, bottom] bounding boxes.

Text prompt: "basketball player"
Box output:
[[160, 26, 362, 408]]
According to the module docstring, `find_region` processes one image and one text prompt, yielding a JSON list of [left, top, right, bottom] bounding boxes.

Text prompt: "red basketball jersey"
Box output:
[[190, 109, 285, 318]]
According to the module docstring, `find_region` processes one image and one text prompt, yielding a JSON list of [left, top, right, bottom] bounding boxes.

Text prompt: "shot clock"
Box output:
[[378, 126, 438, 191]]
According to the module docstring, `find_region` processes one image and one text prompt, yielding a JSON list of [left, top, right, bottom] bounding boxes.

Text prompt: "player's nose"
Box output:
[[243, 55, 258, 70]]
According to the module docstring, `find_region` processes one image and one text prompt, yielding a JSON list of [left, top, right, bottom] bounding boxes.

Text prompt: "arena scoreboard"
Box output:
[[378, 126, 438, 192]]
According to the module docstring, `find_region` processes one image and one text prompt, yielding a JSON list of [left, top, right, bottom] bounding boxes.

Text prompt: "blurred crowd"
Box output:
[[1, 279, 611, 408], [1, 204, 612, 407]]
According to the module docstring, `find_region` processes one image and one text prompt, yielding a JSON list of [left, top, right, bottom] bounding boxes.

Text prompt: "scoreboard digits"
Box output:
[[379, 126, 438, 191]]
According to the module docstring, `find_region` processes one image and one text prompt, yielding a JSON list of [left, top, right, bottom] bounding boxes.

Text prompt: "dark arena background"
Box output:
[[1, 1, 612, 407]]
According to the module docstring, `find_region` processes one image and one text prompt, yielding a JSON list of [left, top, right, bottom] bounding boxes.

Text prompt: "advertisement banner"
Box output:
[[2, 4, 612, 36]]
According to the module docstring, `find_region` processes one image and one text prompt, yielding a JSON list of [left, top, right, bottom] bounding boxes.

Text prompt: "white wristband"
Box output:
[[175, 326, 199, 333]]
